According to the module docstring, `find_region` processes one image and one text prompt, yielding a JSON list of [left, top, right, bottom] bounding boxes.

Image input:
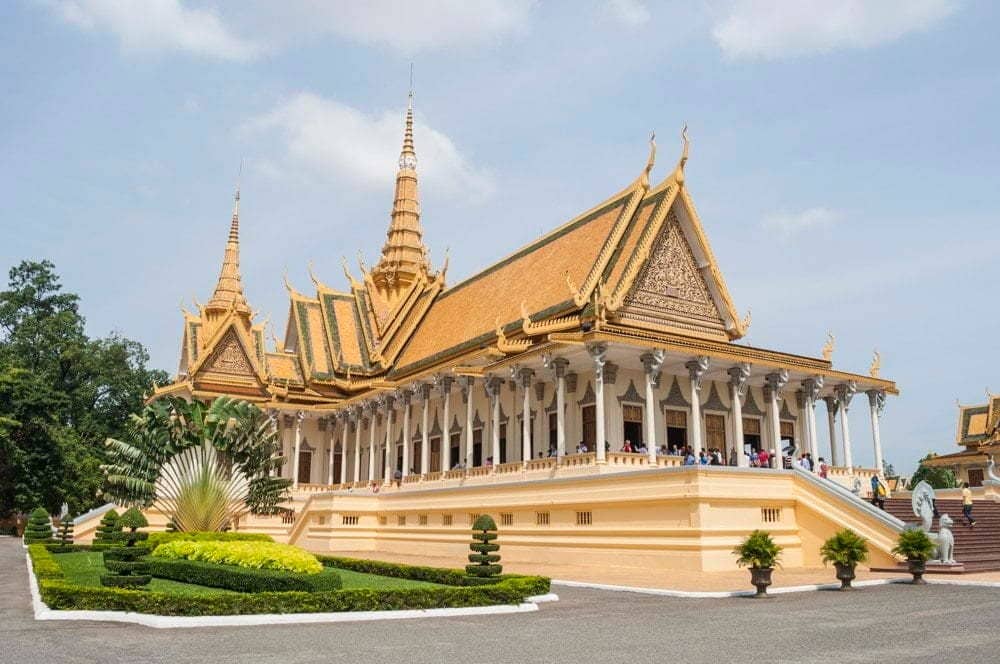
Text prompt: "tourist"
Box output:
[[757, 448, 769, 468], [684, 450, 696, 465], [870, 474, 887, 510], [622, 440, 633, 453], [393, 468, 402, 488], [698, 451, 708, 465], [750, 450, 759, 467], [485, 456, 493, 467], [817, 457, 829, 478], [962, 482, 977, 527], [712, 449, 722, 465]]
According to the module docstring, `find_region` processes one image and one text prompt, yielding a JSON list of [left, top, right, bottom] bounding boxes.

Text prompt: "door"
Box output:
[[705, 413, 726, 462], [450, 432, 461, 469], [622, 404, 643, 449], [581, 405, 596, 449], [332, 453, 343, 484], [430, 437, 441, 472], [665, 409, 688, 451], [969, 468, 985, 487], [297, 450, 312, 484], [473, 429, 483, 466]]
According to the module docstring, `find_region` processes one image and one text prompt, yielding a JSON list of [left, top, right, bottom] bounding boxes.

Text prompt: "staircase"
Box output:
[[883, 498, 1000, 572]]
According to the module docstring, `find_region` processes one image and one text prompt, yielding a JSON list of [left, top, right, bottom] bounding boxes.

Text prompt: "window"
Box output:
[[342, 515, 359, 526], [449, 432, 461, 469], [761, 507, 781, 523], [535, 511, 550, 526], [969, 468, 985, 488], [397, 515, 406, 526], [468, 513, 481, 526], [581, 405, 596, 448], [705, 414, 726, 451], [622, 404, 643, 448], [548, 412, 558, 452], [442, 514, 453, 526], [500, 512, 514, 527], [315, 515, 326, 525], [498, 425, 506, 464], [665, 409, 687, 449], [576, 511, 593, 526], [473, 429, 483, 466], [430, 436, 441, 472], [418, 514, 428, 526], [377, 515, 387, 526]]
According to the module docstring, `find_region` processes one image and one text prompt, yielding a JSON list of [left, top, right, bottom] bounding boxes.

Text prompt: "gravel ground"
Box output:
[[6, 537, 1000, 664]]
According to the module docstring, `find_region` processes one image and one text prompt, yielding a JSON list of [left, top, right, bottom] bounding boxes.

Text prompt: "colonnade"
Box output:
[[271, 344, 889, 488]]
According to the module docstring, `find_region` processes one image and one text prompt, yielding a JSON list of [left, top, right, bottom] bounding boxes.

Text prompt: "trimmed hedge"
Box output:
[[23, 508, 54, 544], [151, 540, 323, 574], [144, 558, 342, 593], [28, 544, 64, 580], [44, 544, 92, 554], [37, 575, 547, 616], [146, 532, 274, 548]]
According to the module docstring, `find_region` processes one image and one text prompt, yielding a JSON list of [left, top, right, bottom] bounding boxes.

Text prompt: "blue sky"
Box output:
[[2, 1, 997, 473]]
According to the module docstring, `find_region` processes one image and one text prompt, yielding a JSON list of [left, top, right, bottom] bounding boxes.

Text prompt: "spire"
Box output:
[[206, 185, 250, 314], [372, 86, 430, 301]]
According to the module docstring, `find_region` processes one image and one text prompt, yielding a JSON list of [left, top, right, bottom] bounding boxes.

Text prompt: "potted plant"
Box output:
[[892, 528, 936, 584], [820, 529, 869, 589], [733, 530, 782, 597]]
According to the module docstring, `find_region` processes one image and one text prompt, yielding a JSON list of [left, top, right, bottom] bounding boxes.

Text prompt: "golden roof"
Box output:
[[206, 190, 250, 314]]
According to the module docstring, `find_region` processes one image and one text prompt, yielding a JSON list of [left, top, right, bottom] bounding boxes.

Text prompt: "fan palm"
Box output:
[[102, 396, 289, 531]]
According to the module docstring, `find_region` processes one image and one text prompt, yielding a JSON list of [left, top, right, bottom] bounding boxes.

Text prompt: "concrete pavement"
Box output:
[[6, 537, 1000, 664]]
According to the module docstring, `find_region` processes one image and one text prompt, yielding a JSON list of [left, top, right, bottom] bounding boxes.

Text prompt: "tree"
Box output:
[[908, 454, 958, 490], [23, 507, 53, 544], [465, 514, 502, 577], [92, 509, 122, 549], [0, 260, 167, 518], [103, 396, 289, 531], [56, 516, 74, 546]]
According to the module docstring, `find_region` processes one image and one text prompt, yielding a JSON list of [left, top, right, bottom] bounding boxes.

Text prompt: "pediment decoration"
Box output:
[[450, 416, 462, 434], [702, 382, 729, 412], [780, 398, 797, 421], [618, 379, 643, 404], [659, 376, 690, 409], [577, 381, 596, 406], [743, 391, 765, 416], [202, 328, 256, 378]]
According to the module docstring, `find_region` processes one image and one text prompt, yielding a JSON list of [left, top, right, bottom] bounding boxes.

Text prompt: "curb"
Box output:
[[25, 553, 555, 629], [551, 578, 912, 598]]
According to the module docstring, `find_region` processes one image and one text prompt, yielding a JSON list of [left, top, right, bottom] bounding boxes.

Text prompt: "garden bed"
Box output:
[[28, 544, 550, 617]]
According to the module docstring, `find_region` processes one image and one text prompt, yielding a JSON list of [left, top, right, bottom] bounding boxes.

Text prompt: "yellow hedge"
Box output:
[[150, 541, 322, 575]]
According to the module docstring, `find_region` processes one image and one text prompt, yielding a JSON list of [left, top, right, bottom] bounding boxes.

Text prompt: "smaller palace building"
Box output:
[[922, 396, 1000, 486], [141, 96, 905, 572]]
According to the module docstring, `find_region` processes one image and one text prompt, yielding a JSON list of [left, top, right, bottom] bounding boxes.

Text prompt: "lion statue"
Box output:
[[934, 514, 956, 564]]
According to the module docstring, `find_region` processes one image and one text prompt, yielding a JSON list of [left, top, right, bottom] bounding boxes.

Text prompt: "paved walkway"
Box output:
[[7, 537, 1000, 663]]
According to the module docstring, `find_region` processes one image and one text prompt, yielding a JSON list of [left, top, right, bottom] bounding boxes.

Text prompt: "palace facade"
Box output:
[[922, 396, 1000, 486], [141, 98, 906, 572]]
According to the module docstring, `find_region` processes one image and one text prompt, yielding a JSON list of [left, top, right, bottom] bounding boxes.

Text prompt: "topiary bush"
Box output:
[[100, 507, 152, 589], [146, 531, 273, 548], [92, 510, 122, 549], [56, 517, 74, 546], [465, 514, 502, 578], [145, 558, 342, 592], [24, 508, 54, 544], [150, 540, 323, 574]]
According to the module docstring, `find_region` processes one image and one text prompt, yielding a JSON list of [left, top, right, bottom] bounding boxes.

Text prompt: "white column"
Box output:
[[441, 377, 453, 472], [400, 391, 412, 476], [339, 415, 349, 484], [486, 376, 503, 464], [867, 389, 886, 476], [463, 377, 475, 467], [326, 418, 336, 485], [824, 397, 841, 467], [764, 371, 788, 468], [552, 359, 569, 458], [640, 351, 666, 462], [267, 411, 279, 477], [685, 356, 709, 458], [419, 384, 430, 474], [519, 368, 534, 464], [383, 397, 395, 484], [728, 363, 750, 467], [803, 377, 824, 463], [367, 405, 377, 482], [836, 382, 857, 470], [795, 390, 808, 461], [291, 411, 304, 489], [353, 411, 362, 482], [588, 344, 608, 463]]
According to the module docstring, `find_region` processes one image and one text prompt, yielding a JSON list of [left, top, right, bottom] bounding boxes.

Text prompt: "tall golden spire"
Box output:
[[371, 90, 430, 301], [206, 186, 250, 314]]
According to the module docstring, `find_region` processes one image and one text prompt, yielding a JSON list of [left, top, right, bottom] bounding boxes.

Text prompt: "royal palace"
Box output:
[[91, 98, 909, 573]]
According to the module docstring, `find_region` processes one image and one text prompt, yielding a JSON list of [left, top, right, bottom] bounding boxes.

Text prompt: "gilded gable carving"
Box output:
[[204, 329, 254, 377], [623, 212, 721, 321]]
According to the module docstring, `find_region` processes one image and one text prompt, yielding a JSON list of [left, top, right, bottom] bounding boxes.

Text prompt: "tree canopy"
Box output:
[[0, 260, 167, 517], [907, 453, 958, 490]]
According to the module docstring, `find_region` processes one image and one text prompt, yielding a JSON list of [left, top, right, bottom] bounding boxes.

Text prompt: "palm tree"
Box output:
[[102, 396, 290, 531]]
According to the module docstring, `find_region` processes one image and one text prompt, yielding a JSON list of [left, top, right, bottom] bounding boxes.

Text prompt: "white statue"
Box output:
[[934, 514, 956, 564], [987, 456, 1000, 483], [911, 480, 936, 532]]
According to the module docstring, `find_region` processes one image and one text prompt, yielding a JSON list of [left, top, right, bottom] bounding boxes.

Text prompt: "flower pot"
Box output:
[[749, 567, 773, 597], [834, 562, 856, 590], [907, 558, 926, 585]]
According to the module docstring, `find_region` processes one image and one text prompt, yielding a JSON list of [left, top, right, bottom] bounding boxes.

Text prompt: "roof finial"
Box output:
[[680, 124, 689, 170], [206, 172, 249, 313], [639, 131, 656, 188]]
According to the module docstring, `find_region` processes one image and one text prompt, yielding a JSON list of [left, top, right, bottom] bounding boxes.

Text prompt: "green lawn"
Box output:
[[53, 552, 443, 595]]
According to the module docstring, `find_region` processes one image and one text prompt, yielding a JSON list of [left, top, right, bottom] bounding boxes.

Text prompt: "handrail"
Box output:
[[792, 466, 905, 532]]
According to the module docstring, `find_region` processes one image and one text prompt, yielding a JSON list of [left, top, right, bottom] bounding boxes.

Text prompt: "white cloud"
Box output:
[[43, 0, 261, 61], [762, 207, 839, 238], [712, 0, 958, 60], [605, 0, 651, 27], [243, 93, 495, 202]]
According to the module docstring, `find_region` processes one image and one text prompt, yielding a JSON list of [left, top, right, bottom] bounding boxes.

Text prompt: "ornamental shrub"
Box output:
[[892, 527, 937, 562], [146, 531, 273, 548], [733, 530, 782, 569], [23, 508, 54, 544], [820, 529, 869, 567], [56, 517, 74, 546], [465, 514, 502, 578], [101, 508, 152, 589], [118, 507, 149, 547], [92, 510, 122, 549], [145, 559, 342, 592], [150, 540, 323, 575]]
